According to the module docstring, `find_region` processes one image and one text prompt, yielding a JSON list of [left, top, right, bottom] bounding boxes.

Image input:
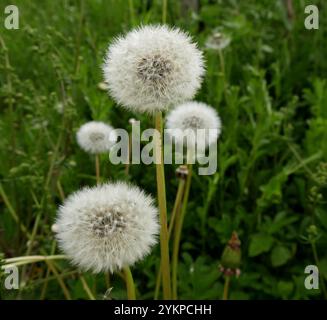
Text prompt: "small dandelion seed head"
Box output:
[[76, 121, 117, 154], [166, 101, 222, 150], [103, 25, 205, 114], [55, 182, 159, 273], [205, 31, 231, 51]]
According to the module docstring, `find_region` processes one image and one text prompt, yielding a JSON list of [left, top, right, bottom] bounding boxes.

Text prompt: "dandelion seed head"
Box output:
[[205, 31, 231, 51], [76, 121, 117, 154], [166, 101, 222, 149], [55, 182, 159, 273], [103, 25, 205, 114]]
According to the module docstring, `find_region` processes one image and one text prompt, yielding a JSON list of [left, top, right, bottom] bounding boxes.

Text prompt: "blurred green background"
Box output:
[[0, 0, 327, 299]]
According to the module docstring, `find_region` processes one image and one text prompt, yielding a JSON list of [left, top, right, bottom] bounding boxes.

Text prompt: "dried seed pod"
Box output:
[[176, 165, 189, 180]]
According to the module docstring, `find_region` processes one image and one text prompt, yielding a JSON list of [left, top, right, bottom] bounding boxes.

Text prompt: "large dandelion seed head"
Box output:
[[76, 121, 117, 154], [103, 25, 205, 114], [166, 101, 222, 150], [55, 182, 159, 273]]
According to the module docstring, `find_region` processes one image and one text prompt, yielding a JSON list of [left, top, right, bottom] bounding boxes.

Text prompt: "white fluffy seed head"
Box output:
[[166, 101, 222, 150], [55, 182, 159, 273], [205, 31, 231, 51], [103, 25, 205, 114], [76, 121, 117, 154]]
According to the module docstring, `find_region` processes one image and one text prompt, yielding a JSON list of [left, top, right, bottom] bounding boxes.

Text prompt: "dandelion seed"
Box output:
[[166, 101, 222, 150], [76, 121, 117, 154], [103, 25, 205, 114], [55, 182, 159, 273]]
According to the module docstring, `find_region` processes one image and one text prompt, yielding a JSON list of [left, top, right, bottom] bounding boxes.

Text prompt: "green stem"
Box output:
[[218, 49, 228, 102], [0, 183, 30, 237], [80, 275, 96, 300], [162, 0, 168, 23], [40, 241, 57, 300], [155, 111, 172, 300], [95, 154, 101, 184], [45, 260, 72, 300], [128, 0, 136, 26], [222, 276, 230, 300], [172, 163, 193, 300], [2, 254, 67, 268], [123, 266, 136, 300], [168, 179, 186, 238], [154, 178, 186, 299]]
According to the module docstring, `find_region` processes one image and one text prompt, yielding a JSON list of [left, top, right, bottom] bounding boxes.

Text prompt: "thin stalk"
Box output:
[[162, 0, 168, 23], [218, 49, 228, 102], [95, 153, 108, 291], [105, 273, 111, 289], [155, 111, 171, 300], [80, 275, 96, 300], [95, 154, 100, 184], [154, 178, 185, 299], [36, 271, 78, 287], [222, 276, 230, 300], [56, 178, 65, 201], [45, 260, 72, 300], [25, 190, 42, 257], [40, 241, 57, 300], [2, 254, 67, 267], [0, 183, 30, 237], [172, 163, 193, 300], [74, 0, 85, 76], [123, 266, 136, 300], [125, 132, 132, 176], [128, 0, 136, 26], [168, 179, 186, 238], [3, 254, 71, 300], [21, 199, 42, 283]]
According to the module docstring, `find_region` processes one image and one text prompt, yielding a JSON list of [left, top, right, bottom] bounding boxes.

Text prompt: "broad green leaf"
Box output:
[[271, 245, 291, 267], [249, 233, 274, 257]]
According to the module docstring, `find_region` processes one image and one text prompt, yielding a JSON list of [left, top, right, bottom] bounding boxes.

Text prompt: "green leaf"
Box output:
[[316, 208, 327, 230], [319, 258, 327, 281], [277, 281, 294, 299], [249, 233, 274, 257], [271, 245, 291, 267]]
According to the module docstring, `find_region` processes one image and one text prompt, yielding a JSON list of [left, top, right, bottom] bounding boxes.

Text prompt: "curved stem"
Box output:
[[2, 254, 67, 269], [155, 111, 172, 300], [123, 266, 136, 300], [223, 276, 230, 300], [172, 163, 193, 300]]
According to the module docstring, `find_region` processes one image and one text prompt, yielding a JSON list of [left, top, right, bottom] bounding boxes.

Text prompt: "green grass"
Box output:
[[1, 0, 327, 299]]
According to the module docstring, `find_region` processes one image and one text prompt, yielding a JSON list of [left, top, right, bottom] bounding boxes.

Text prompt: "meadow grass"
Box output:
[[0, 0, 327, 299]]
